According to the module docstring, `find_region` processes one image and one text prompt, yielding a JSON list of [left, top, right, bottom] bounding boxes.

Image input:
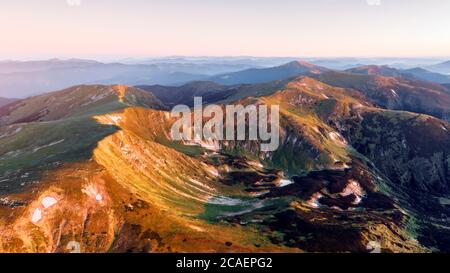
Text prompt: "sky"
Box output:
[[1, 0, 450, 59]]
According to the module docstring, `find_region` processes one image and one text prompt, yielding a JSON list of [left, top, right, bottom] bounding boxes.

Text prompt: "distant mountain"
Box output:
[[208, 60, 329, 85], [122, 56, 298, 68], [0, 59, 210, 98], [346, 65, 405, 78], [346, 64, 450, 84], [0, 97, 17, 107], [403, 67, 450, 84], [0, 58, 100, 74], [2, 58, 321, 99], [427, 60, 450, 74]]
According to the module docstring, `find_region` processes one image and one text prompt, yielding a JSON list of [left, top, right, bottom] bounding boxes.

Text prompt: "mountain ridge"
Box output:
[[427, 60, 450, 74], [0, 97, 17, 108], [207, 60, 329, 85], [346, 64, 450, 84]]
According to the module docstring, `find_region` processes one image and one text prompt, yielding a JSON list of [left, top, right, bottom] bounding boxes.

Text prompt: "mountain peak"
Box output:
[[437, 60, 450, 66], [291, 75, 324, 85], [281, 60, 321, 69]]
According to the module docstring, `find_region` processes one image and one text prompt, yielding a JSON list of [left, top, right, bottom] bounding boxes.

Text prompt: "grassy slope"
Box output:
[[0, 85, 297, 253]]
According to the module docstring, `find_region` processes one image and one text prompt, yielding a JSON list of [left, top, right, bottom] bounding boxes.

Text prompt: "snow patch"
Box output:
[[184, 138, 220, 151], [81, 92, 109, 106], [278, 179, 294, 187], [42, 197, 58, 208], [187, 224, 205, 232], [328, 131, 347, 146], [33, 139, 65, 152], [248, 161, 264, 168], [208, 168, 219, 177], [223, 200, 265, 217], [82, 184, 103, 202], [390, 89, 399, 97], [0, 127, 22, 139], [97, 114, 123, 125], [208, 196, 243, 206], [109, 116, 122, 124], [307, 192, 323, 208], [340, 180, 365, 205], [31, 208, 42, 223], [189, 178, 215, 192]]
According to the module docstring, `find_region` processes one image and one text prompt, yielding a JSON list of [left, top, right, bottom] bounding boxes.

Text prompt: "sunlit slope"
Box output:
[[0, 85, 164, 193], [90, 103, 426, 253], [0, 86, 295, 253]]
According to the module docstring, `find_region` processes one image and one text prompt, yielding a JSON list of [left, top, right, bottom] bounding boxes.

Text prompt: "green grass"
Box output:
[[199, 196, 289, 223], [0, 116, 118, 194], [155, 136, 207, 157]]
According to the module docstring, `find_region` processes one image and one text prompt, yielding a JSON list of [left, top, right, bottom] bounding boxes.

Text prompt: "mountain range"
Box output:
[[208, 61, 330, 85], [2, 58, 450, 99], [141, 62, 450, 121], [1, 59, 450, 253], [427, 60, 450, 74]]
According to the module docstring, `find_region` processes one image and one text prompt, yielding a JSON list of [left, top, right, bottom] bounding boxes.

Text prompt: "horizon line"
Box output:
[[1, 55, 450, 63]]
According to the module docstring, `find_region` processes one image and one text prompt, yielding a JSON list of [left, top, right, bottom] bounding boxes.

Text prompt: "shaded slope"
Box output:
[[138, 80, 287, 107], [312, 71, 450, 120], [137, 81, 235, 107]]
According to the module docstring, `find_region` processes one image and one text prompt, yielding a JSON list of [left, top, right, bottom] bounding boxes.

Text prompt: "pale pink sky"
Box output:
[[1, 0, 450, 59]]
